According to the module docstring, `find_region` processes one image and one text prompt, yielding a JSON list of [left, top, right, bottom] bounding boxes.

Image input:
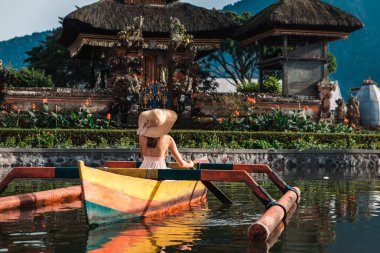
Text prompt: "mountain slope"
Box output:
[[224, 0, 380, 99], [224, 0, 270, 15], [0, 31, 53, 69]]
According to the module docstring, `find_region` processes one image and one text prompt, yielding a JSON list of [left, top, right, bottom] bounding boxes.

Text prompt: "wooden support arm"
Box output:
[[233, 164, 290, 193], [201, 170, 275, 207], [0, 167, 66, 194]]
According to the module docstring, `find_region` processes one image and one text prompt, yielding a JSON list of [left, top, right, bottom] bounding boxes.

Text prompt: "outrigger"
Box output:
[[0, 161, 300, 242]]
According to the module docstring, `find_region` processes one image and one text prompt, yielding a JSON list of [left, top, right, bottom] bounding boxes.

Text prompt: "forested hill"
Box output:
[[224, 0, 380, 99], [224, 0, 270, 15], [0, 31, 53, 69]]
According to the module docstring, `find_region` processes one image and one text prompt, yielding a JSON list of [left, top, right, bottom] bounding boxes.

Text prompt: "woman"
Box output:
[[137, 109, 194, 169]]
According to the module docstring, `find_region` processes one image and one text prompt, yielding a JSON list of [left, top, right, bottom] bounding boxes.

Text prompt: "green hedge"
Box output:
[[0, 128, 380, 150]]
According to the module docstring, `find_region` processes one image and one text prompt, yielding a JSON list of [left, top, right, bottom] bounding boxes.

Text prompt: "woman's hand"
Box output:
[[187, 160, 194, 168]]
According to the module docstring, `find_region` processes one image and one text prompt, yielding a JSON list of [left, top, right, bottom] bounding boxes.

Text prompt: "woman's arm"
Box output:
[[139, 135, 143, 157], [167, 136, 194, 168]]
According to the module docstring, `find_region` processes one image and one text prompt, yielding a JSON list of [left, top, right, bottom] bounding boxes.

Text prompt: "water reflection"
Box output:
[[0, 201, 87, 252], [0, 200, 82, 222], [0, 180, 380, 253], [87, 212, 204, 253], [270, 180, 380, 253]]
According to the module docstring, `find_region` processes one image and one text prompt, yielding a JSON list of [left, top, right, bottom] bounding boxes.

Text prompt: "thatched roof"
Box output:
[[122, 0, 178, 3], [60, 0, 238, 46], [235, 0, 364, 40]]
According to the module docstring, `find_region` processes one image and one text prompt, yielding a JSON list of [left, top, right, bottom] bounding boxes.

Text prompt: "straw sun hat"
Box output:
[[137, 109, 178, 138]]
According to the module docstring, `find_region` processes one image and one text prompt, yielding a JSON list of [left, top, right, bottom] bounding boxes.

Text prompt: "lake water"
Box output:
[[0, 178, 380, 253]]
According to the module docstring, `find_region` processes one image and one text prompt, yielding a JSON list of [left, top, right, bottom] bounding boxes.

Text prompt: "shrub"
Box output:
[[263, 76, 281, 94], [0, 102, 113, 129], [213, 94, 243, 117], [7, 68, 54, 87], [0, 129, 379, 150], [215, 108, 357, 134], [237, 82, 260, 93]]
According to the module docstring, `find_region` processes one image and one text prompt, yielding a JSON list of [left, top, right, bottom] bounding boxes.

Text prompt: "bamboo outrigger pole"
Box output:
[[248, 187, 300, 242]]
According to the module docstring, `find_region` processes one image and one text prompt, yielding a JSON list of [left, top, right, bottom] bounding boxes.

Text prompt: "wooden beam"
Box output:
[[242, 29, 350, 45], [201, 181, 233, 205], [68, 33, 223, 57]]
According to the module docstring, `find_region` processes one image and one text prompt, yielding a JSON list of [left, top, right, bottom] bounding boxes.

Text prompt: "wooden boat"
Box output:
[[0, 162, 300, 241], [78, 161, 207, 226]]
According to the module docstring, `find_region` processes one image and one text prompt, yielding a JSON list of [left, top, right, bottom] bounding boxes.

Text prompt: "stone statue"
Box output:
[[335, 98, 346, 123], [159, 65, 168, 85], [318, 78, 336, 122], [320, 92, 332, 118], [347, 95, 360, 125]]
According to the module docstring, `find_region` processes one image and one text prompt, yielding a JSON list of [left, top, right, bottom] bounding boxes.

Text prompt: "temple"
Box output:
[[1, 0, 364, 125], [59, 0, 238, 114], [234, 0, 363, 97]]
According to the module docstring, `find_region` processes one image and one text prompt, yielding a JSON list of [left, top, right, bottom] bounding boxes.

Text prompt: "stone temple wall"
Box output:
[[1, 149, 379, 180]]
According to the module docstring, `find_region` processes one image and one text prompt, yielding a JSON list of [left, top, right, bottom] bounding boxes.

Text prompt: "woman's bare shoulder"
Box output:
[[162, 134, 174, 143]]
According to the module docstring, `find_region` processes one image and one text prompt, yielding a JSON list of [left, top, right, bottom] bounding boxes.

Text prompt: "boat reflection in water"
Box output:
[[0, 200, 87, 253], [0, 200, 82, 222], [87, 202, 208, 253]]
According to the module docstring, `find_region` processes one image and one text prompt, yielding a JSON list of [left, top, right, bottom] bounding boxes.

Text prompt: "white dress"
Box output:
[[139, 156, 167, 169]]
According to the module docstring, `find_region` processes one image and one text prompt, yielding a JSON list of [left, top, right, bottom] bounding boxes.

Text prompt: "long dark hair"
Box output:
[[147, 137, 159, 148]]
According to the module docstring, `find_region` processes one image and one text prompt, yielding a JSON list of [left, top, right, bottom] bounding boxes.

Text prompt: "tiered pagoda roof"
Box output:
[[235, 0, 364, 42], [60, 0, 238, 47], [59, 0, 364, 57]]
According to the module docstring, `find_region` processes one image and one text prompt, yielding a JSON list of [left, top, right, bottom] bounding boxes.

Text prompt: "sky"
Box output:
[[0, 0, 237, 42]]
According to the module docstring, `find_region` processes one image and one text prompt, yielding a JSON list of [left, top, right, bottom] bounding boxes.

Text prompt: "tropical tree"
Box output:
[[199, 11, 256, 87], [24, 30, 92, 87], [327, 52, 337, 74]]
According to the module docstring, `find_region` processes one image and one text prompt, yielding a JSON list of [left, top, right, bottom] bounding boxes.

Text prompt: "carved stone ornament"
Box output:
[[335, 98, 346, 123], [170, 17, 193, 49], [317, 78, 336, 121], [347, 94, 360, 125], [117, 16, 144, 47]]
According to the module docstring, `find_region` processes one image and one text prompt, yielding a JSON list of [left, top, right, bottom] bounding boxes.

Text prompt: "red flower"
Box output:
[[247, 97, 256, 105], [106, 113, 111, 120], [31, 103, 36, 110], [84, 100, 89, 107], [344, 118, 349, 124], [303, 105, 309, 111], [217, 118, 223, 123], [234, 111, 240, 116], [11, 104, 17, 110], [42, 98, 48, 104]]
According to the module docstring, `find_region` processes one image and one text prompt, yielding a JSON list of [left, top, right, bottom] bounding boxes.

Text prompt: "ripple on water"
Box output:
[[1, 180, 380, 253]]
